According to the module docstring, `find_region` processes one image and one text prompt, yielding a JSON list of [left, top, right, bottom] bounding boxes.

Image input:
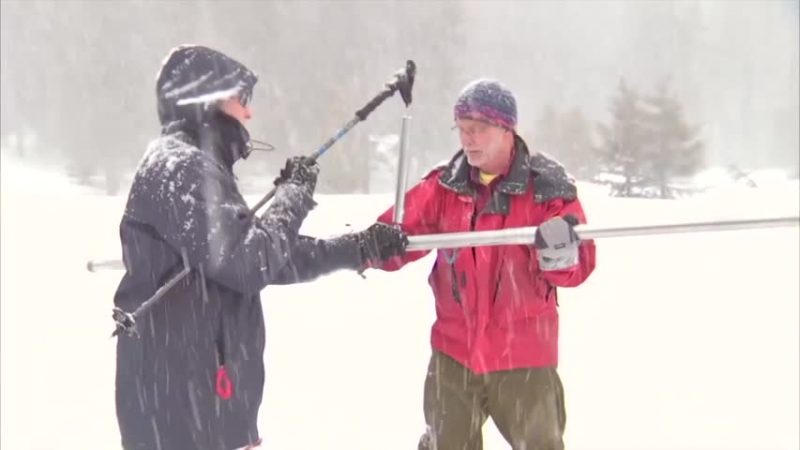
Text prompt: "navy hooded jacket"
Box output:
[[114, 46, 362, 450]]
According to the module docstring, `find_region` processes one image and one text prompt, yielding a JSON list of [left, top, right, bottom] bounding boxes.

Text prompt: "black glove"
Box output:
[[274, 156, 319, 192], [534, 215, 580, 271], [354, 223, 408, 264]]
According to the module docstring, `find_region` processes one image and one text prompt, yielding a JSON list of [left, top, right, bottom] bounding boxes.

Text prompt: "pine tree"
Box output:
[[560, 108, 596, 179], [641, 82, 704, 198], [532, 105, 560, 155], [532, 105, 597, 180], [596, 79, 650, 196]]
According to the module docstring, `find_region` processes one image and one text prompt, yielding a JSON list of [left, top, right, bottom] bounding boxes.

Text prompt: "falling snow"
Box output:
[[1, 153, 798, 449]]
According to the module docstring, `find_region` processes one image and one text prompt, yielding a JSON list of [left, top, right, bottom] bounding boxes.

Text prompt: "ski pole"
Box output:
[[111, 249, 191, 337], [87, 60, 417, 273], [405, 216, 800, 251], [248, 60, 417, 216]]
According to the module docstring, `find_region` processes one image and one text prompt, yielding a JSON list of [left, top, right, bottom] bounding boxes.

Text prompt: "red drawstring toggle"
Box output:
[[216, 366, 233, 400]]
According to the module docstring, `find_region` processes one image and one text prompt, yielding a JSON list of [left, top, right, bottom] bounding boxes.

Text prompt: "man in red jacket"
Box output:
[[372, 79, 596, 450]]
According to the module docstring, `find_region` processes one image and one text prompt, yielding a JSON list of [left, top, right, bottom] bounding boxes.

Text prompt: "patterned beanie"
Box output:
[[454, 79, 517, 130]]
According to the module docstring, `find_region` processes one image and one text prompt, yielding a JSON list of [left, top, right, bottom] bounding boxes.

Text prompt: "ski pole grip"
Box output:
[[356, 60, 415, 120], [355, 88, 395, 121]]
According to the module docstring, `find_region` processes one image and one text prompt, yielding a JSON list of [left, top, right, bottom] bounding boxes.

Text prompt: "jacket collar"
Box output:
[[438, 135, 531, 196], [438, 135, 577, 211], [161, 113, 249, 174]]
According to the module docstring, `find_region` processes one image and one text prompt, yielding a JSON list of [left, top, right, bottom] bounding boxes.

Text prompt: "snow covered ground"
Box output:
[[1, 153, 798, 450]]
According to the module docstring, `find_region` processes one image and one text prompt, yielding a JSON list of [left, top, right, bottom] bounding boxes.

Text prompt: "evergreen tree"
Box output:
[[641, 81, 705, 198], [559, 108, 596, 179], [596, 79, 650, 196], [532, 105, 597, 180], [532, 105, 560, 155]]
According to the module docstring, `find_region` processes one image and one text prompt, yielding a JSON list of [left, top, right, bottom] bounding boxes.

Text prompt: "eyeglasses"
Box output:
[[452, 121, 492, 138], [238, 90, 252, 108]]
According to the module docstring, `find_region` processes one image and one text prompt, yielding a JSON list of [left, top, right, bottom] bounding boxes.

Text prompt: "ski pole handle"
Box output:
[[356, 87, 399, 121], [356, 60, 416, 121]]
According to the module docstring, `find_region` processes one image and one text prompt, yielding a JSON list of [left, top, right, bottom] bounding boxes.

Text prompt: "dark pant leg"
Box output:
[[418, 351, 488, 450], [485, 367, 566, 450]]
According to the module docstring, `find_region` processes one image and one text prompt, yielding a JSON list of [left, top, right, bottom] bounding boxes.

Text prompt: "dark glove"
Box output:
[[534, 215, 580, 271], [354, 223, 408, 264], [274, 156, 319, 192]]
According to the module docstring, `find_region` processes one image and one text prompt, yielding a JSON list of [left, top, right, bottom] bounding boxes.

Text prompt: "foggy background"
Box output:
[[1, 0, 798, 196], [1, 2, 799, 449]]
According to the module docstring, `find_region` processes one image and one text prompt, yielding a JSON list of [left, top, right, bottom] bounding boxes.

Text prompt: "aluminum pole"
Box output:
[[87, 259, 125, 272], [393, 115, 412, 224], [406, 216, 800, 251], [87, 216, 799, 271]]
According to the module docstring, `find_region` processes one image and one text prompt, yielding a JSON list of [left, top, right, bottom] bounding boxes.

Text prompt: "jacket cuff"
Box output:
[[323, 234, 365, 271]]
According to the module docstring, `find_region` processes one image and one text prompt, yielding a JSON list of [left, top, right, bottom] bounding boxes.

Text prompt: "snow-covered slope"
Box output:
[[1, 155, 797, 449]]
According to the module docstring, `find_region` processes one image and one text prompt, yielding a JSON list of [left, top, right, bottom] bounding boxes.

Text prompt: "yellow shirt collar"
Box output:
[[479, 171, 499, 186]]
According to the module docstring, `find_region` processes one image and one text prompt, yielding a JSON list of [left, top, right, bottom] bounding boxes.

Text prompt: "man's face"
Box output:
[[218, 95, 252, 125], [455, 118, 513, 173]]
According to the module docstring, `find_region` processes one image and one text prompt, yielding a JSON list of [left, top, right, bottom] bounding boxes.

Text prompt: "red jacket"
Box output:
[[375, 136, 596, 374]]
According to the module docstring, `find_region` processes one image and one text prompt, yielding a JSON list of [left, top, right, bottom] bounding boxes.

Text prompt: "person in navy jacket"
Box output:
[[113, 45, 407, 450]]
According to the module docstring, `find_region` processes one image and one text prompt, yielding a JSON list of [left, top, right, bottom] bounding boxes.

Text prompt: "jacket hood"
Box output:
[[155, 45, 258, 128], [155, 45, 257, 167]]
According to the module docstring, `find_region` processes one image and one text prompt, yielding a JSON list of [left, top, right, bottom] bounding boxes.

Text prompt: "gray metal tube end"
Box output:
[[393, 115, 412, 225]]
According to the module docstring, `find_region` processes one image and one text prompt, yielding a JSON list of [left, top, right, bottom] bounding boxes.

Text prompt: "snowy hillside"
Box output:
[[1, 154, 798, 450]]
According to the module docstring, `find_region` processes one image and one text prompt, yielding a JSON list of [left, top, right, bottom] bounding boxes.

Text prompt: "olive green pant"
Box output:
[[418, 351, 566, 450]]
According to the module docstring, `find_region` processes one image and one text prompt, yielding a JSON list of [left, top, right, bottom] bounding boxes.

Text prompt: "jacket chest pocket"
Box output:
[[493, 246, 552, 315], [444, 249, 467, 305], [430, 253, 467, 321]]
